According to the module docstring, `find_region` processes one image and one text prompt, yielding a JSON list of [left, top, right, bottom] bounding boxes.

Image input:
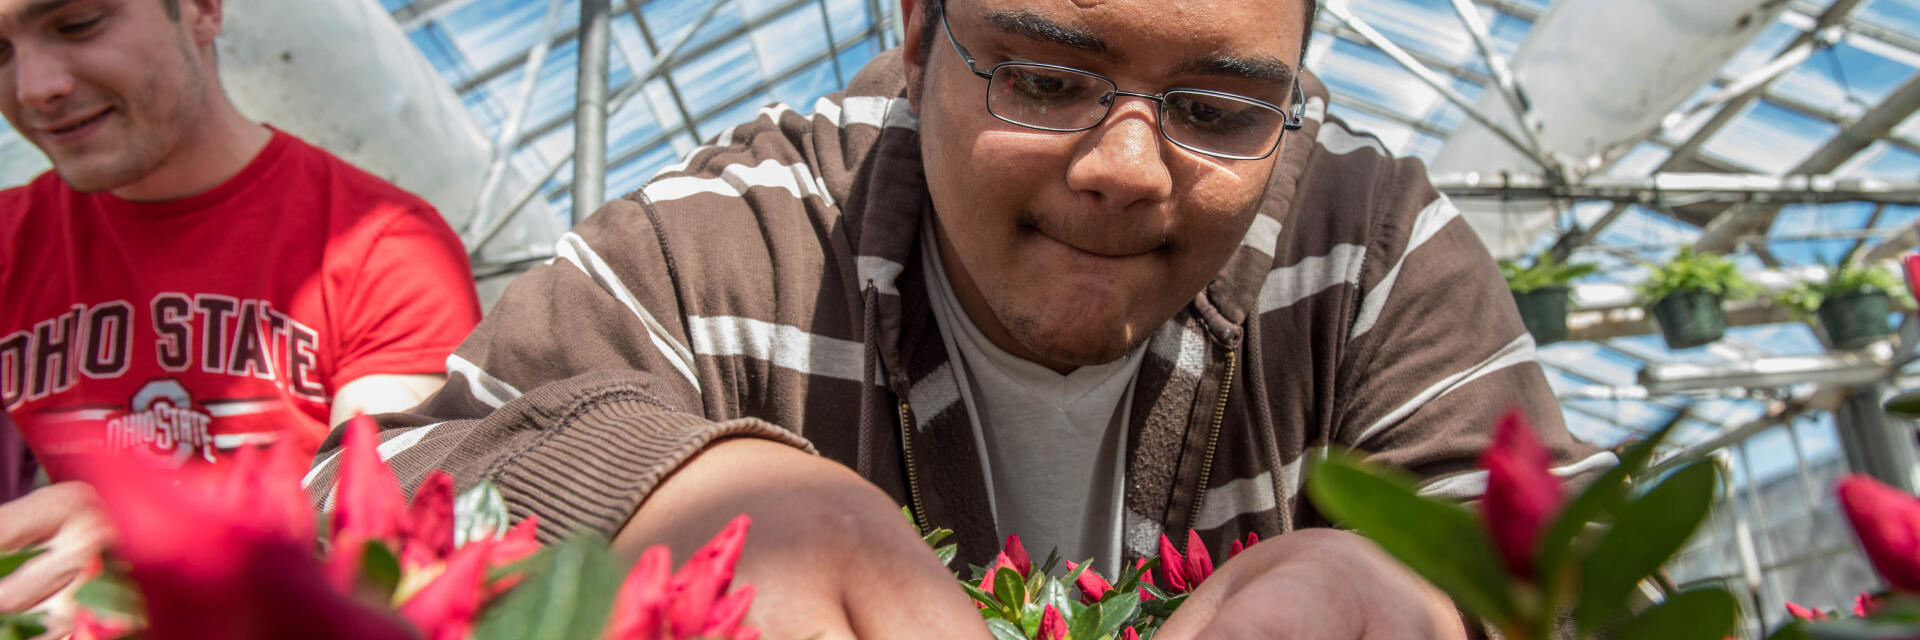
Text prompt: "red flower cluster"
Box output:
[[74, 414, 759, 640], [1479, 409, 1568, 581], [604, 515, 759, 640], [1840, 474, 1920, 592]]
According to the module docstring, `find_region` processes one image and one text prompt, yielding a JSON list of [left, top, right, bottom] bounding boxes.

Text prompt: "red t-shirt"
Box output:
[[0, 128, 481, 480]]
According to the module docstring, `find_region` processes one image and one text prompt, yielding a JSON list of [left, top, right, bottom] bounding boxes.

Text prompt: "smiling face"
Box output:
[[0, 0, 209, 193], [903, 0, 1307, 372]]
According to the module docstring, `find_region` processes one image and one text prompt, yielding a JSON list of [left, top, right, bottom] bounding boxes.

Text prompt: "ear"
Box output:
[[900, 0, 928, 108], [184, 0, 224, 49]]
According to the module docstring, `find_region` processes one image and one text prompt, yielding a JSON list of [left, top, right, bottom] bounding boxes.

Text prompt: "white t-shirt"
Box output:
[[921, 220, 1147, 575]]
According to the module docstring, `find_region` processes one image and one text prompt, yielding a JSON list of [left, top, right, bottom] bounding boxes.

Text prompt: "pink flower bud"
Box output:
[[1839, 475, 1920, 592], [667, 515, 752, 637], [604, 545, 673, 640], [1003, 534, 1033, 577], [1036, 604, 1067, 640], [334, 414, 407, 546], [398, 538, 493, 640], [1184, 529, 1214, 586], [1155, 533, 1189, 593], [399, 471, 455, 572], [1479, 409, 1566, 580], [1064, 560, 1111, 604]]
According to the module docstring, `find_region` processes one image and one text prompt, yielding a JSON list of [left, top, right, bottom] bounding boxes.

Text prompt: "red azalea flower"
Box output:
[[1135, 557, 1156, 600], [400, 471, 456, 572], [1121, 627, 1140, 640], [666, 515, 753, 638], [1064, 560, 1112, 604], [1036, 604, 1067, 640], [1479, 408, 1567, 581], [1155, 533, 1190, 593], [604, 519, 759, 640], [485, 515, 543, 597], [80, 444, 417, 640], [1784, 601, 1829, 622], [1903, 254, 1920, 307], [980, 551, 1021, 603], [333, 414, 408, 546], [604, 546, 673, 640], [1002, 534, 1033, 577], [1838, 475, 1920, 592], [398, 537, 494, 640], [1229, 532, 1260, 560], [1855, 591, 1883, 617], [1184, 529, 1214, 586]]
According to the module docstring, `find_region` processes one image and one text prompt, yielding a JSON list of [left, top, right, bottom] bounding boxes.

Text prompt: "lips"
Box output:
[[39, 107, 112, 141], [1019, 209, 1168, 258]]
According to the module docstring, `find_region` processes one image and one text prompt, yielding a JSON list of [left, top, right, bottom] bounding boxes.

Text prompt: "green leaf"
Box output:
[[996, 566, 1028, 613], [359, 539, 403, 601], [1069, 601, 1103, 640], [473, 536, 622, 640], [454, 480, 511, 546], [1534, 414, 1684, 624], [1306, 455, 1519, 625], [962, 582, 1003, 612], [1096, 593, 1140, 639], [935, 543, 959, 567], [1799, 618, 1920, 639], [75, 572, 145, 621], [0, 549, 44, 579], [986, 618, 1027, 640], [1038, 578, 1074, 624], [0, 612, 47, 640], [1573, 461, 1719, 632], [923, 528, 953, 547], [1765, 620, 1812, 640], [1615, 588, 1738, 640]]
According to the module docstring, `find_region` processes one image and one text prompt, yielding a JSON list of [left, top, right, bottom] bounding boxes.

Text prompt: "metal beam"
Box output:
[[1320, 1, 1550, 171], [464, 0, 567, 239], [509, 0, 816, 151], [573, 0, 612, 224], [1434, 172, 1920, 204]]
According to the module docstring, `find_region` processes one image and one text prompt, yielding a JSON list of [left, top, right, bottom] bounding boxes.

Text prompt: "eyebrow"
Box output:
[[14, 0, 82, 24], [1172, 53, 1298, 87], [982, 9, 1118, 60]]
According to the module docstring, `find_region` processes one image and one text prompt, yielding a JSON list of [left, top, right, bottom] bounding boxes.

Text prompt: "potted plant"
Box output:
[[1638, 247, 1756, 350], [1501, 255, 1597, 345], [1778, 262, 1914, 350]]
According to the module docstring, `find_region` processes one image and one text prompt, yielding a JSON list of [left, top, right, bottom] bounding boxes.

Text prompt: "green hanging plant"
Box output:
[[1776, 262, 1915, 318], [1636, 247, 1758, 304], [1500, 254, 1598, 294]]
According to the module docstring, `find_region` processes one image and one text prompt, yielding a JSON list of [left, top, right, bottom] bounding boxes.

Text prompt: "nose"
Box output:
[[12, 47, 76, 114], [1064, 96, 1174, 210]]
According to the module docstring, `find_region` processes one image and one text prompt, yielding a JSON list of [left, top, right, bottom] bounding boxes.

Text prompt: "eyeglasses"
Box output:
[[939, 7, 1305, 161]]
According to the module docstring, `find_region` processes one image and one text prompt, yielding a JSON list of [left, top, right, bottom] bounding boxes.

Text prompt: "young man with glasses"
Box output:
[[311, 0, 1605, 636]]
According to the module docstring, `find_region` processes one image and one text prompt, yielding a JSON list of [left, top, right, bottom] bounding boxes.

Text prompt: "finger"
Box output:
[[0, 545, 85, 613], [0, 483, 94, 551]]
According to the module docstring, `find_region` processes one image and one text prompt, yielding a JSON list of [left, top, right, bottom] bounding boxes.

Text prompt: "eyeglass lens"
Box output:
[[986, 63, 1287, 159]]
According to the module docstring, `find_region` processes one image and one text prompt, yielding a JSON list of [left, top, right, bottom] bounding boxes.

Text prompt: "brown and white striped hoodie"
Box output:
[[303, 50, 1609, 568]]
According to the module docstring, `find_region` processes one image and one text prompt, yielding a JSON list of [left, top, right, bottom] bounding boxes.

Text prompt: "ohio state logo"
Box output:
[[103, 379, 215, 466]]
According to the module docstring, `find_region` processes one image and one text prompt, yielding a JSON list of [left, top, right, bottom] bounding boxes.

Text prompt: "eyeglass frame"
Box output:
[[937, 4, 1307, 161]]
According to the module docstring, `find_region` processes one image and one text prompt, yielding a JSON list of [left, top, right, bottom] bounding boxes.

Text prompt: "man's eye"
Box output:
[[1005, 69, 1078, 102], [1168, 95, 1258, 133], [57, 17, 103, 36]]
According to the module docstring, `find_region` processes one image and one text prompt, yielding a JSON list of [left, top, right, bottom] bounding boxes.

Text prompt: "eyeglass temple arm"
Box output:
[[1284, 81, 1307, 130], [940, 8, 994, 80]]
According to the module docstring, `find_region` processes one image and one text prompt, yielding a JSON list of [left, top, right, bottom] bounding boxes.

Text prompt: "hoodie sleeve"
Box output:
[[302, 196, 813, 542], [1329, 150, 1611, 500]]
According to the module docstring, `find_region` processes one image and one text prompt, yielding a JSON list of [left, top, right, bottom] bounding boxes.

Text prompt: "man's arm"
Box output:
[[328, 373, 445, 428], [303, 197, 986, 637]]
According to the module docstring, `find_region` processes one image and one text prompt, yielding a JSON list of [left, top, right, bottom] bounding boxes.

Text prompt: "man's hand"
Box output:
[[1155, 528, 1470, 640], [612, 437, 990, 640], [0, 482, 116, 638]]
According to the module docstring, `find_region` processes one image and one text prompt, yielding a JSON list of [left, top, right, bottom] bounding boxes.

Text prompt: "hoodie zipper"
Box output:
[[1187, 349, 1237, 532], [898, 400, 930, 533]]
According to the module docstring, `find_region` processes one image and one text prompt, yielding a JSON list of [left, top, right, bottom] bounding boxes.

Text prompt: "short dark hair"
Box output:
[[912, 0, 1320, 71]]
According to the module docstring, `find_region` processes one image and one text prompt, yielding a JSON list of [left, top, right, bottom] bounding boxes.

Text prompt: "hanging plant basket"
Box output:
[[1651, 289, 1726, 349], [1819, 288, 1893, 350], [1512, 286, 1570, 345]]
